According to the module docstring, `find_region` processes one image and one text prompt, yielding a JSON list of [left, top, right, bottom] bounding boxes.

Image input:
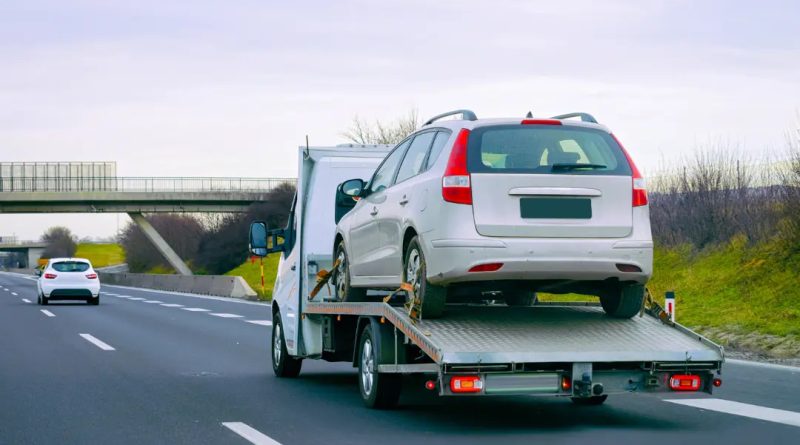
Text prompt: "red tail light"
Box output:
[[561, 375, 572, 391], [612, 134, 648, 207], [442, 128, 472, 205], [450, 375, 483, 393], [669, 374, 701, 391], [86, 273, 98, 279], [468, 263, 503, 272], [521, 119, 562, 125], [44, 273, 57, 279]]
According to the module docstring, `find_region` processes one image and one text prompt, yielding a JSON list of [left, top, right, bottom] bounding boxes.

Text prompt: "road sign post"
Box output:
[[665, 291, 676, 322]]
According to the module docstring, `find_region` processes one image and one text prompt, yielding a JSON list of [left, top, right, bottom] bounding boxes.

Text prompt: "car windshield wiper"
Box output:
[[551, 163, 607, 171]]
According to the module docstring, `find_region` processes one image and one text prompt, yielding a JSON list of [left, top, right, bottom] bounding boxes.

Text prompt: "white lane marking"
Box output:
[[128, 297, 146, 301], [222, 422, 281, 445], [102, 284, 268, 306], [210, 313, 244, 318], [79, 333, 115, 351], [245, 320, 273, 326], [117, 295, 132, 298], [160, 303, 184, 307], [181, 307, 210, 312], [143, 300, 163, 304], [2, 288, 8, 291], [41, 309, 55, 317], [727, 358, 800, 373], [666, 398, 800, 428], [22, 298, 31, 303], [11, 292, 18, 296]]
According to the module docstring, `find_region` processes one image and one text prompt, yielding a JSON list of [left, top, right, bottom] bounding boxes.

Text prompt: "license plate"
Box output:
[[519, 197, 591, 219]]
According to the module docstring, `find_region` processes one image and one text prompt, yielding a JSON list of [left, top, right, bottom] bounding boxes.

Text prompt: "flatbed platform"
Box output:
[[303, 302, 724, 366]]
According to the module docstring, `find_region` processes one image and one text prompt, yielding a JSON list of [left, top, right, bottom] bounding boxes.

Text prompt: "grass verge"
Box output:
[[74, 243, 125, 268], [225, 255, 280, 300]]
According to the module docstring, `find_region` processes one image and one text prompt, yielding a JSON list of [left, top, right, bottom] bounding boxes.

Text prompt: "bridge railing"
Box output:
[[0, 177, 296, 193]]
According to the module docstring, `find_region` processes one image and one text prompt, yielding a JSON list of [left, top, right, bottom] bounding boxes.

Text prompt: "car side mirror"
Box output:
[[339, 178, 366, 198], [249, 221, 285, 257]]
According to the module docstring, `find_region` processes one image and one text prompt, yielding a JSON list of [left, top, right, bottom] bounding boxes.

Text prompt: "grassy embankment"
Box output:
[[74, 243, 125, 268], [226, 254, 280, 300]]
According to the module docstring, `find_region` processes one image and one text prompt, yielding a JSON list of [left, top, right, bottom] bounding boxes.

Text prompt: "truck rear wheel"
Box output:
[[358, 325, 401, 409], [272, 313, 302, 378], [404, 237, 445, 319], [334, 241, 368, 302], [599, 283, 645, 318]]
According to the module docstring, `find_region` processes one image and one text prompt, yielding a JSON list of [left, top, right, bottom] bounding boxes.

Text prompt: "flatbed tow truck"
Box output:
[[249, 144, 724, 408]]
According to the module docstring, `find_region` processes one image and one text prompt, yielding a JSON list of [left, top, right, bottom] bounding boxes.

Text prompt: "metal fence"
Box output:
[[0, 177, 296, 193]]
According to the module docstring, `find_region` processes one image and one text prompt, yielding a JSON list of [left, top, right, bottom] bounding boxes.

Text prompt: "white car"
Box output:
[[333, 110, 653, 318], [37, 258, 101, 305]]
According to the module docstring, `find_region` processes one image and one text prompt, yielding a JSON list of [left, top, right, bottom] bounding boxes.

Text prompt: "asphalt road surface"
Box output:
[[2, 271, 799, 444]]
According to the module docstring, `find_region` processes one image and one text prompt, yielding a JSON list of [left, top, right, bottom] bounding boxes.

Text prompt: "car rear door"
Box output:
[[468, 124, 634, 238]]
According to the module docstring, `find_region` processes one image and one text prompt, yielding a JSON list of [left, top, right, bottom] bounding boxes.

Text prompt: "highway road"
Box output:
[[1, 271, 799, 445]]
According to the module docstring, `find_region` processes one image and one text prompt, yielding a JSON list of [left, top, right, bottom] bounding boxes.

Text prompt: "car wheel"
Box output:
[[89, 295, 100, 305], [334, 241, 368, 302], [41, 295, 49, 305], [404, 236, 445, 319], [599, 283, 644, 318], [358, 325, 401, 409], [571, 395, 608, 406], [505, 289, 538, 307], [272, 312, 302, 378], [37, 293, 42, 305]]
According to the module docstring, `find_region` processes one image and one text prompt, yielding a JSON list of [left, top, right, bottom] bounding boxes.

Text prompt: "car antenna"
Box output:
[[304, 134, 310, 160], [526, 111, 533, 118]]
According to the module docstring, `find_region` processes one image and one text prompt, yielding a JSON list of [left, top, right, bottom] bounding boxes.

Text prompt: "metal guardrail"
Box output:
[[0, 177, 296, 193]]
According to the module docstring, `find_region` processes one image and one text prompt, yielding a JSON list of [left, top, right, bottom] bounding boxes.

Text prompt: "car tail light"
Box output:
[[521, 119, 562, 125], [468, 263, 503, 272], [669, 374, 701, 391], [450, 375, 483, 393], [44, 273, 57, 279], [442, 128, 472, 205], [86, 273, 98, 279], [612, 134, 648, 207]]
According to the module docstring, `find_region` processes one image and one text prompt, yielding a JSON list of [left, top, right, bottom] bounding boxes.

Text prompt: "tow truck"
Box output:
[[248, 143, 724, 408]]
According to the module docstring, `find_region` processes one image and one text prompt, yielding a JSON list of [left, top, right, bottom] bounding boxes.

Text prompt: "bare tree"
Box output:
[[343, 109, 420, 145], [41, 226, 77, 258]]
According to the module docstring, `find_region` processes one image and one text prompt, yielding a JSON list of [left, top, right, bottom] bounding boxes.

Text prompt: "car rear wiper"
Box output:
[[551, 163, 607, 171]]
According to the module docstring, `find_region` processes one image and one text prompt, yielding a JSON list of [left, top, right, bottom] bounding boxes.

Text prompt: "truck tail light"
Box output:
[[450, 375, 483, 393], [561, 375, 572, 391], [612, 134, 648, 207], [669, 374, 701, 391], [468, 263, 503, 272], [44, 273, 57, 279], [86, 273, 98, 279], [442, 128, 472, 205]]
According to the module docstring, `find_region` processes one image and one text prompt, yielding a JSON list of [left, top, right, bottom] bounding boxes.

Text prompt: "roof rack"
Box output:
[[423, 109, 478, 126], [551, 112, 598, 124]]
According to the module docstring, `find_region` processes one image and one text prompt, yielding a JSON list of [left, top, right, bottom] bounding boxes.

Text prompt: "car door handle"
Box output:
[[370, 207, 378, 216], [399, 196, 409, 206]]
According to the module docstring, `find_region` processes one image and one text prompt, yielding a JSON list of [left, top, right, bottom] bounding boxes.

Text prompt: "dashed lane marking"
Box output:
[[245, 320, 273, 326], [40, 309, 55, 317], [79, 333, 115, 351], [222, 422, 281, 445], [210, 313, 244, 318], [181, 307, 210, 312], [128, 297, 146, 301], [666, 398, 800, 428], [11, 292, 18, 296], [160, 303, 184, 308], [143, 300, 163, 304], [22, 298, 31, 303]]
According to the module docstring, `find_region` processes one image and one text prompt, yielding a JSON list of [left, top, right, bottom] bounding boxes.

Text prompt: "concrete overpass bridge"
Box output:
[[0, 176, 295, 275]]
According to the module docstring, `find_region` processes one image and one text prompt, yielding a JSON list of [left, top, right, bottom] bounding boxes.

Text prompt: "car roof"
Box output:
[[48, 257, 92, 264], [420, 116, 611, 133]]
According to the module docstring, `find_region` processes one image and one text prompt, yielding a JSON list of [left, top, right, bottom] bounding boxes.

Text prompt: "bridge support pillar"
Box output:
[[128, 212, 193, 276]]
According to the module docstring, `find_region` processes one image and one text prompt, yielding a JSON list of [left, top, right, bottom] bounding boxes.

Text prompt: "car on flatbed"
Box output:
[[36, 257, 101, 305], [333, 110, 652, 318]]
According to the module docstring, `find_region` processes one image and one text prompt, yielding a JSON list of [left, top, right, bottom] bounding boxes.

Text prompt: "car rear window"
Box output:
[[52, 261, 91, 272], [467, 125, 632, 176]]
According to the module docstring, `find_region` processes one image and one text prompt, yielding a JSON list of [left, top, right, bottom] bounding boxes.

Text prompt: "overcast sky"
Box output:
[[1, 0, 799, 240]]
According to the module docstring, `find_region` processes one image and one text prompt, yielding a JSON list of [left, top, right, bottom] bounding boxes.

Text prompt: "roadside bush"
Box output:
[[40, 226, 78, 258]]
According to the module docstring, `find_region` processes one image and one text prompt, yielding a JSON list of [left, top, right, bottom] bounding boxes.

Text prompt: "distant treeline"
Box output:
[[119, 182, 295, 274]]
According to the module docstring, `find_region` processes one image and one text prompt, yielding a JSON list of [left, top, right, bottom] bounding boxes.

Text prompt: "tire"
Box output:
[[334, 241, 368, 302], [599, 283, 645, 318], [37, 293, 42, 305], [271, 313, 302, 378], [571, 395, 608, 406], [41, 295, 49, 306], [403, 236, 446, 319], [358, 325, 402, 409], [505, 289, 538, 307], [89, 295, 100, 305]]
